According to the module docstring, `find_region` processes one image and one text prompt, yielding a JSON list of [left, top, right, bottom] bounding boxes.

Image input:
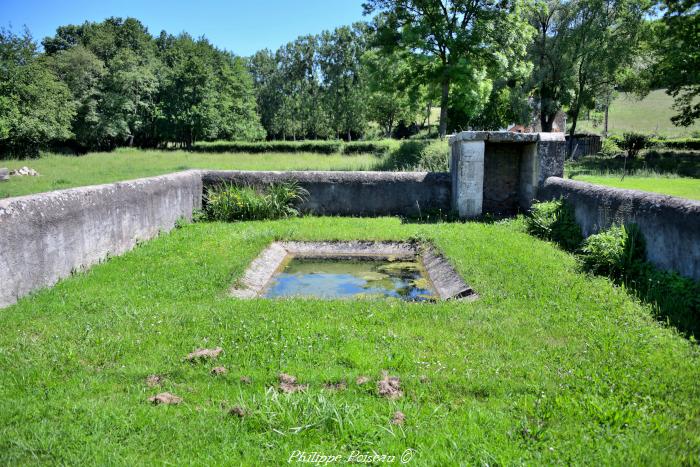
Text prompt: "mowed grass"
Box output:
[[572, 175, 700, 200], [0, 217, 698, 465], [574, 89, 700, 138], [0, 148, 382, 199]]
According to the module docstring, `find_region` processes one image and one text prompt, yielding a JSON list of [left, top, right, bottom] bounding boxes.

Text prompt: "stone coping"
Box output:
[[448, 131, 566, 145], [230, 241, 477, 301]]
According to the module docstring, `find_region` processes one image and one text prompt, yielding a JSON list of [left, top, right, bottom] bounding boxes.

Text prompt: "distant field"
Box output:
[[572, 175, 700, 200], [574, 90, 700, 138], [0, 149, 382, 199]]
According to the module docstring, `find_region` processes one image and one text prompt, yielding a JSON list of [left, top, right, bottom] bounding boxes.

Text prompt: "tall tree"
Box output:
[[0, 28, 75, 157], [363, 0, 533, 137], [653, 0, 699, 126], [318, 24, 370, 141]]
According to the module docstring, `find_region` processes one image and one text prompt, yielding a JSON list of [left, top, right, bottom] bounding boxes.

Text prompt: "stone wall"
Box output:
[[202, 170, 451, 217], [0, 169, 451, 307], [542, 177, 700, 281], [0, 171, 203, 307]]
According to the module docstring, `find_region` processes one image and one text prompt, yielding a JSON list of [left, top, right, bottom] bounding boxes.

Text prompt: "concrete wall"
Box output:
[[202, 170, 451, 217], [0, 171, 203, 307], [542, 177, 700, 281]]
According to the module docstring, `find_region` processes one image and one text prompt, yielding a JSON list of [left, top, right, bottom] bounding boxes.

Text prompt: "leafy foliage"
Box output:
[[0, 28, 75, 158], [525, 199, 583, 251], [378, 140, 449, 171], [599, 137, 623, 157], [620, 132, 649, 158], [580, 224, 646, 277], [204, 181, 308, 221]]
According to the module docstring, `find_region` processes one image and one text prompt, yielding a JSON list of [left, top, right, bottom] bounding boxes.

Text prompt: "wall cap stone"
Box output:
[[448, 131, 566, 145]]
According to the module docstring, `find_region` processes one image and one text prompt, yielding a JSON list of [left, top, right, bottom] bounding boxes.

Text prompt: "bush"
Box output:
[[204, 181, 308, 221], [649, 138, 700, 151], [342, 141, 397, 156], [620, 132, 650, 158], [599, 137, 623, 157], [580, 224, 646, 278], [379, 139, 449, 171], [579, 223, 699, 337], [525, 200, 583, 252], [192, 141, 343, 155]]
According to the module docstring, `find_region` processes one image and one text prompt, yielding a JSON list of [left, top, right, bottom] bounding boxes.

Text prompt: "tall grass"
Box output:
[[204, 181, 309, 221]]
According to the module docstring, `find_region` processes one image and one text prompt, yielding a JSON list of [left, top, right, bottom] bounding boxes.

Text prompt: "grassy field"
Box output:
[[0, 149, 382, 199], [0, 217, 698, 465], [566, 148, 700, 200], [572, 174, 700, 200], [574, 89, 700, 138]]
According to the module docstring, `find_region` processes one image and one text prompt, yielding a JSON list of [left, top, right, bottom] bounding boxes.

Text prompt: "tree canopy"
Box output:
[[0, 2, 694, 158]]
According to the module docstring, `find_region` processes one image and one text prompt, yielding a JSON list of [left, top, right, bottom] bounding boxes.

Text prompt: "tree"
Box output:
[[653, 0, 699, 126], [364, 0, 533, 137], [363, 49, 417, 136], [0, 28, 75, 158], [565, 0, 648, 137], [529, 0, 648, 135], [318, 24, 370, 141]]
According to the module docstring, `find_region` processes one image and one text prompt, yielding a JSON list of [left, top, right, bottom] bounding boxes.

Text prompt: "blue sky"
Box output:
[[1, 0, 368, 56]]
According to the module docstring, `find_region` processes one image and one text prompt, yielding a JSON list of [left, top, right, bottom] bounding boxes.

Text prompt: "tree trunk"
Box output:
[[540, 111, 555, 132], [604, 97, 609, 137], [438, 78, 450, 138]]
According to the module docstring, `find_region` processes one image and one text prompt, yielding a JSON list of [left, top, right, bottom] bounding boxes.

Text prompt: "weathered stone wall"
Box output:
[[202, 170, 451, 217], [0, 171, 203, 307], [542, 177, 700, 281]]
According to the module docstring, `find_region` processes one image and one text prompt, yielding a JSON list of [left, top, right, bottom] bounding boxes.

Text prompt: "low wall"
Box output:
[[0, 171, 202, 307], [202, 170, 451, 216], [542, 177, 700, 281]]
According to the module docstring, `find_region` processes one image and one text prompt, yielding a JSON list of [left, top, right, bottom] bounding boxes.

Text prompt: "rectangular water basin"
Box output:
[[263, 257, 435, 301], [230, 241, 476, 301]]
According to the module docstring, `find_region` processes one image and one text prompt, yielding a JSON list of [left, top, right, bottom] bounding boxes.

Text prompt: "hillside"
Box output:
[[573, 89, 700, 138]]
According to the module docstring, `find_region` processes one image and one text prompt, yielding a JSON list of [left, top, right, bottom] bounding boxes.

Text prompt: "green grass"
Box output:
[[0, 148, 382, 199], [571, 174, 700, 200], [574, 89, 700, 138], [1, 217, 698, 465]]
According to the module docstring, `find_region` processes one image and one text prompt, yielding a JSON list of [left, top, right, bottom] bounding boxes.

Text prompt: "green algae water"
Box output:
[[263, 257, 435, 301]]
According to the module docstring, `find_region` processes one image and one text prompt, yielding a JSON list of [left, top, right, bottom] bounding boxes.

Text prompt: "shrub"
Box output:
[[525, 200, 583, 252], [342, 141, 397, 156], [620, 132, 650, 158], [192, 141, 343, 155], [414, 140, 450, 172], [580, 224, 645, 278], [379, 139, 449, 171], [648, 138, 700, 151], [599, 137, 623, 157], [204, 181, 308, 221]]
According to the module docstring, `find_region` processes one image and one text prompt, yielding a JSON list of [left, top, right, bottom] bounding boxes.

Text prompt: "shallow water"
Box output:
[[263, 258, 435, 301]]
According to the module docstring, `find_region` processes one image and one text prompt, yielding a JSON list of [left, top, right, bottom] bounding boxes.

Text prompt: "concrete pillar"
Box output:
[[518, 144, 538, 210], [451, 140, 485, 218]]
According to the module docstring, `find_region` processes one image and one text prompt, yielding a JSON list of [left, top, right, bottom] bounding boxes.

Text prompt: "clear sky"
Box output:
[[1, 0, 368, 56]]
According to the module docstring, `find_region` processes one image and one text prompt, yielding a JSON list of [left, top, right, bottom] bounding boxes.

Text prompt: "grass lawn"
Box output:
[[573, 89, 700, 138], [0, 148, 382, 199], [571, 175, 700, 200], [1, 217, 698, 465]]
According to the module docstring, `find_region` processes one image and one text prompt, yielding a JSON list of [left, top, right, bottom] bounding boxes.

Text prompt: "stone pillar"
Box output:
[[0, 168, 8, 182], [518, 144, 538, 210], [450, 140, 485, 218]]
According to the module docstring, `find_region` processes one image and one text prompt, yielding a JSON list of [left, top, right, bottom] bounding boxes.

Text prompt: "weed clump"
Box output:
[[204, 181, 308, 222], [525, 199, 583, 252]]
